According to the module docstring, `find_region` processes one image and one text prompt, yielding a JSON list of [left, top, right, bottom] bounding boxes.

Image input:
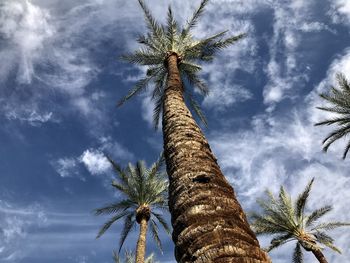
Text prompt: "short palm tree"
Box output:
[[113, 250, 157, 263], [95, 154, 170, 263], [251, 178, 350, 263], [118, 0, 270, 261], [315, 73, 350, 159]]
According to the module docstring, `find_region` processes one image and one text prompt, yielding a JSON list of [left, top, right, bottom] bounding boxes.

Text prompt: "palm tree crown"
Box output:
[[95, 154, 170, 253], [251, 178, 350, 263], [315, 73, 350, 159], [119, 0, 244, 128]]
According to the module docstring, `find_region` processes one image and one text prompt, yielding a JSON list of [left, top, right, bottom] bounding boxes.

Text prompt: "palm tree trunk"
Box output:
[[135, 218, 148, 263], [311, 249, 328, 263], [162, 53, 270, 262]]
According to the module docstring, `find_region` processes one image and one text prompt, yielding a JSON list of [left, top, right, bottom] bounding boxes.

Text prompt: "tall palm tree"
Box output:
[[118, 0, 270, 261], [95, 155, 170, 263], [315, 73, 350, 159], [113, 250, 157, 263], [251, 178, 350, 263]]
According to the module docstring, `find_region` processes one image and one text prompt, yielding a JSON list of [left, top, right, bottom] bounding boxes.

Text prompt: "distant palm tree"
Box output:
[[251, 178, 350, 263], [95, 154, 170, 263], [113, 250, 157, 263], [315, 73, 350, 159], [118, 0, 270, 261]]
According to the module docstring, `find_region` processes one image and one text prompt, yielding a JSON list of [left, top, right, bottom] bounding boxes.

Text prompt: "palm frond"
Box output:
[[137, 0, 164, 40], [313, 231, 342, 253], [266, 233, 293, 252], [96, 211, 130, 238], [305, 205, 332, 227], [182, 0, 209, 38], [117, 77, 151, 107], [150, 219, 163, 252], [121, 51, 163, 66], [315, 117, 350, 126], [295, 178, 314, 220], [119, 213, 136, 252], [152, 211, 171, 235], [316, 106, 350, 115], [180, 62, 208, 96], [94, 200, 135, 215], [322, 124, 350, 157], [166, 6, 177, 49], [106, 156, 126, 180], [148, 152, 165, 177], [293, 242, 303, 263], [184, 91, 208, 126], [311, 222, 350, 231], [316, 72, 350, 158], [343, 139, 350, 159], [153, 93, 164, 130], [204, 34, 246, 56]]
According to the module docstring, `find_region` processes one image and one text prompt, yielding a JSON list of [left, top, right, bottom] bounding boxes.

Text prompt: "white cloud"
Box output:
[[99, 136, 134, 161], [208, 48, 350, 262], [5, 109, 53, 126], [0, 0, 54, 84], [329, 0, 350, 24], [79, 149, 110, 175], [53, 157, 79, 178], [0, 201, 47, 261], [53, 136, 133, 178]]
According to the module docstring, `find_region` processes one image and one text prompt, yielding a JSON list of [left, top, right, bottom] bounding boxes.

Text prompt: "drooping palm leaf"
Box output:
[[316, 72, 350, 159]]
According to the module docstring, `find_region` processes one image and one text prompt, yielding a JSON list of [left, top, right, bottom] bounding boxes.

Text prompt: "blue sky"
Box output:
[[1, 0, 350, 262]]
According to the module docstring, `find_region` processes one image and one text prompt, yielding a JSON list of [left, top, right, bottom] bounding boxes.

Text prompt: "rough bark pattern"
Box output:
[[135, 218, 148, 263], [162, 54, 271, 263], [312, 249, 328, 263]]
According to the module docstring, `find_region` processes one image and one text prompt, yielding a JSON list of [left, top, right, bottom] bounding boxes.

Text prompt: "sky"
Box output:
[[0, 0, 350, 262]]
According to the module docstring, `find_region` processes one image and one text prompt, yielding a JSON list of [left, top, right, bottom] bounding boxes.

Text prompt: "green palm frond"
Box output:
[[185, 91, 208, 126], [137, 0, 165, 41], [313, 232, 342, 253], [316, 72, 350, 159], [182, 0, 209, 38], [250, 178, 350, 262], [95, 155, 170, 253], [321, 124, 350, 158], [96, 211, 130, 238], [153, 94, 164, 130], [118, 76, 154, 107], [295, 178, 314, 221], [94, 200, 136, 215], [311, 222, 350, 231], [151, 211, 171, 235], [293, 243, 303, 263], [119, 213, 136, 252], [150, 218, 162, 252], [305, 205, 332, 227], [119, 0, 245, 128], [266, 233, 293, 252]]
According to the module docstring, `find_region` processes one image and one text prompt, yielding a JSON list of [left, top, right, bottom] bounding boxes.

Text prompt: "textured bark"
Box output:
[[162, 53, 271, 262], [311, 249, 328, 263], [135, 218, 148, 263]]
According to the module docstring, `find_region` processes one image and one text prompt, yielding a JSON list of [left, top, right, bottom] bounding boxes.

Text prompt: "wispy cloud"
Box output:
[[208, 45, 350, 262], [52, 136, 134, 178], [52, 157, 80, 178], [0, 201, 47, 261]]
